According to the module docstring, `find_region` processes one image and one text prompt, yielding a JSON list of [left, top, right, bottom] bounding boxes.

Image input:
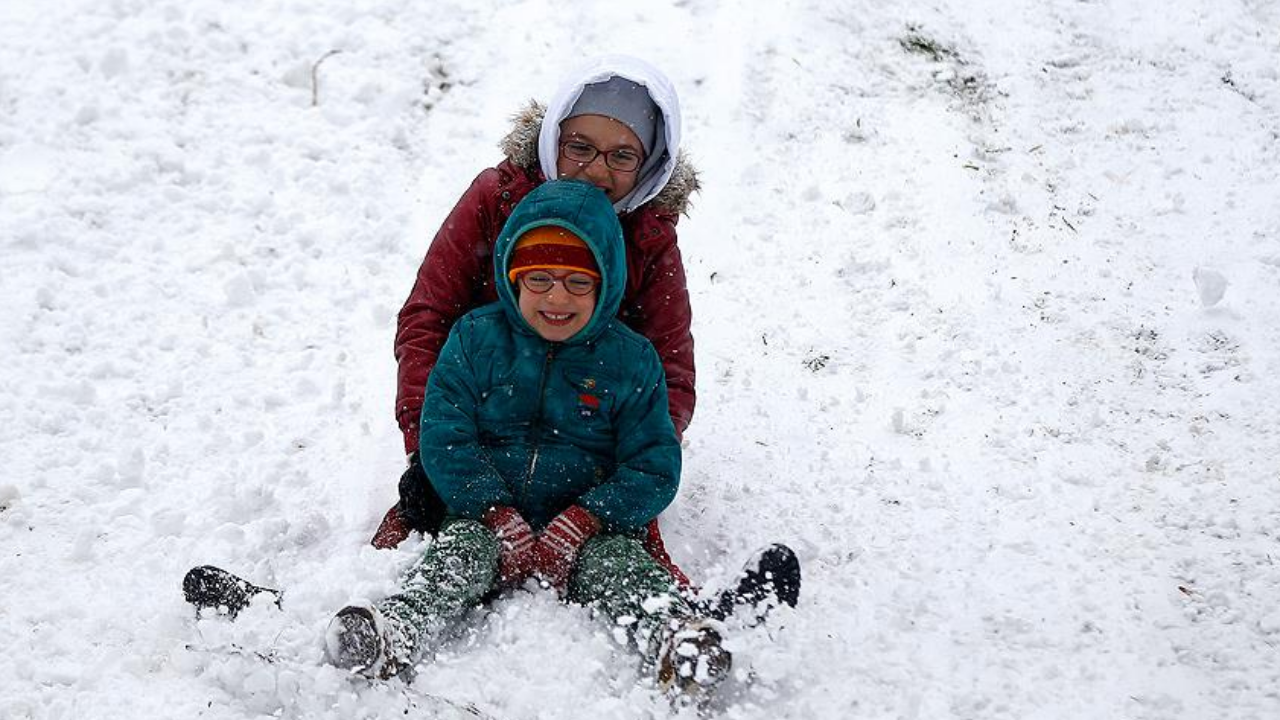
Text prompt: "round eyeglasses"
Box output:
[[559, 140, 643, 173], [518, 270, 598, 296]]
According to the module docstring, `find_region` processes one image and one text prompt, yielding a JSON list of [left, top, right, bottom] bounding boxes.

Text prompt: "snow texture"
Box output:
[[2, 1, 1279, 719]]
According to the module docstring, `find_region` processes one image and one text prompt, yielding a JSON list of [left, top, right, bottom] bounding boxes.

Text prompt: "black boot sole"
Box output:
[[703, 543, 801, 623], [182, 565, 282, 618]]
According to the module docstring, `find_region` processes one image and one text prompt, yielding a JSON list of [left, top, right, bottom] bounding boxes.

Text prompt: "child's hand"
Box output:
[[532, 506, 601, 593], [483, 506, 537, 588]]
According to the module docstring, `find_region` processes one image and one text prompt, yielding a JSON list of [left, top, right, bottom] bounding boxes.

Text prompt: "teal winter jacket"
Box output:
[[418, 180, 681, 531]]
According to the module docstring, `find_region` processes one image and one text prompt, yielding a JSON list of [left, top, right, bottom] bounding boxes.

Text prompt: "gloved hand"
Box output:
[[396, 451, 447, 534], [371, 505, 410, 549], [531, 505, 601, 592], [483, 506, 537, 588], [372, 453, 448, 549]]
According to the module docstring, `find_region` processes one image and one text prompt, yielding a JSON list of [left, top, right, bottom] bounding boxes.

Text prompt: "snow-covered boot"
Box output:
[[704, 543, 801, 624], [656, 618, 732, 704], [182, 565, 282, 619], [324, 604, 407, 680]]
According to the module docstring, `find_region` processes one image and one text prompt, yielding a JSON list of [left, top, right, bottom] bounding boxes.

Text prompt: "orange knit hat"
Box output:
[[506, 226, 600, 283]]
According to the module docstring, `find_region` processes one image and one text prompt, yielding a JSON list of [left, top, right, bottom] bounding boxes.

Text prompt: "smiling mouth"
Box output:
[[539, 311, 576, 326]]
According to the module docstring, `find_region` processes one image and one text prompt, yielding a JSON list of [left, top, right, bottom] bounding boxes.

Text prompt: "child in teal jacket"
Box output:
[[325, 180, 729, 700]]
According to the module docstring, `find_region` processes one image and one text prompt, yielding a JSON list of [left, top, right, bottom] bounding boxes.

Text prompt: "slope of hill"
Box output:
[[1, 1, 1277, 718]]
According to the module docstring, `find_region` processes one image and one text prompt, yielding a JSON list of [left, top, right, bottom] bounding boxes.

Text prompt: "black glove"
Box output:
[[396, 451, 448, 536]]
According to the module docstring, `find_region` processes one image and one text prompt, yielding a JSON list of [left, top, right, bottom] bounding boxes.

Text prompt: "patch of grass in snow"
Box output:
[[898, 24, 996, 113], [898, 28, 960, 63]]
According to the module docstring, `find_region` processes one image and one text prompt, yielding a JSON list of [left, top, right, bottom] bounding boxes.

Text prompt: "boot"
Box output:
[[655, 618, 732, 703], [324, 604, 408, 680], [182, 565, 281, 619], [703, 544, 801, 624]]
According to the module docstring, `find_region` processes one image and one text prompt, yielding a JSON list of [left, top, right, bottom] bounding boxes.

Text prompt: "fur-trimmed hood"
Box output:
[[500, 100, 701, 218]]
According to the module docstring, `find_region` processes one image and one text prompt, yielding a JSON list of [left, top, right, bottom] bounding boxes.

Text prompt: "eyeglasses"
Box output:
[[559, 139, 643, 173], [518, 270, 598, 296]]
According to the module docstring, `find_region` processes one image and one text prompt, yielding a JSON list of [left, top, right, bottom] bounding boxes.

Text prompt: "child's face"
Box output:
[[557, 114, 643, 203], [517, 271, 597, 342]]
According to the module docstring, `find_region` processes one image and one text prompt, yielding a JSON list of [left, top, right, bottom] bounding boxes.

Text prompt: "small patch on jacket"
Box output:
[[577, 393, 601, 417]]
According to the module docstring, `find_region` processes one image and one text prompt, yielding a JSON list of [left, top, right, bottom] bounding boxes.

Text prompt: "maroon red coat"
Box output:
[[394, 104, 701, 455]]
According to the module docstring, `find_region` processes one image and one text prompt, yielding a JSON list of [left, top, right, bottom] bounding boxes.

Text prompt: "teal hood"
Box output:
[[493, 180, 626, 344]]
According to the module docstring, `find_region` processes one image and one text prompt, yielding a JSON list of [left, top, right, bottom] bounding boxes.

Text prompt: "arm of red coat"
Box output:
[[394, 170, 502, 453], [623, 217, 696, 438]]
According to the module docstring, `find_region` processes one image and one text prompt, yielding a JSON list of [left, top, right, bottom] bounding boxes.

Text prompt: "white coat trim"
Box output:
[[538, 55, 683, 214]]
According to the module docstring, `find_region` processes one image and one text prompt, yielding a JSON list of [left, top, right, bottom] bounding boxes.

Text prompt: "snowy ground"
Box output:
[[2, 1, 1279, 718]]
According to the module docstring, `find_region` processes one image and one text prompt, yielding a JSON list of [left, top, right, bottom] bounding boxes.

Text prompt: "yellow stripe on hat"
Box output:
[[507, 226, 601, 282]]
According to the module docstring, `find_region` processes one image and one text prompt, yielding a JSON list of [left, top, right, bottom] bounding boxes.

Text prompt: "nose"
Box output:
[[543, 281, 573, 303], [581, 154, 611, 182]]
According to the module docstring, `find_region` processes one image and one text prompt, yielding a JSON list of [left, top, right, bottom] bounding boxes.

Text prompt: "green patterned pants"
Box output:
[[378, 518, 690, 665]]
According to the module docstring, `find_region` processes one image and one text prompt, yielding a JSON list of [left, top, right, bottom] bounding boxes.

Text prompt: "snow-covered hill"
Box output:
[[2, 1, 1277, 718]]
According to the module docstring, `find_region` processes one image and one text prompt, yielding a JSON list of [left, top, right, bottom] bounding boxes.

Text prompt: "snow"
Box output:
[[2, 0, 1278, 718]]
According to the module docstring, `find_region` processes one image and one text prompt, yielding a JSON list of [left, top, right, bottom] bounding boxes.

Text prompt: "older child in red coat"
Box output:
[[375, 56, 699, 585]]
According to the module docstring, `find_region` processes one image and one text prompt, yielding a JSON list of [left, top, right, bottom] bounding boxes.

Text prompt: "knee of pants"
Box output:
[[578, 533, 648, 569], [435, 518, 500, 562], [571, 534, 661, 597]]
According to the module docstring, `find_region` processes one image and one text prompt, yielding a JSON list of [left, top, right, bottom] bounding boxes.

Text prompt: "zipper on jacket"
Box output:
[[519, 344, 557, 506]]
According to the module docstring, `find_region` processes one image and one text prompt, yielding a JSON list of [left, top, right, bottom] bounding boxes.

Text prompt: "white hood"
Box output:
[[538, 55, 683, 215]]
